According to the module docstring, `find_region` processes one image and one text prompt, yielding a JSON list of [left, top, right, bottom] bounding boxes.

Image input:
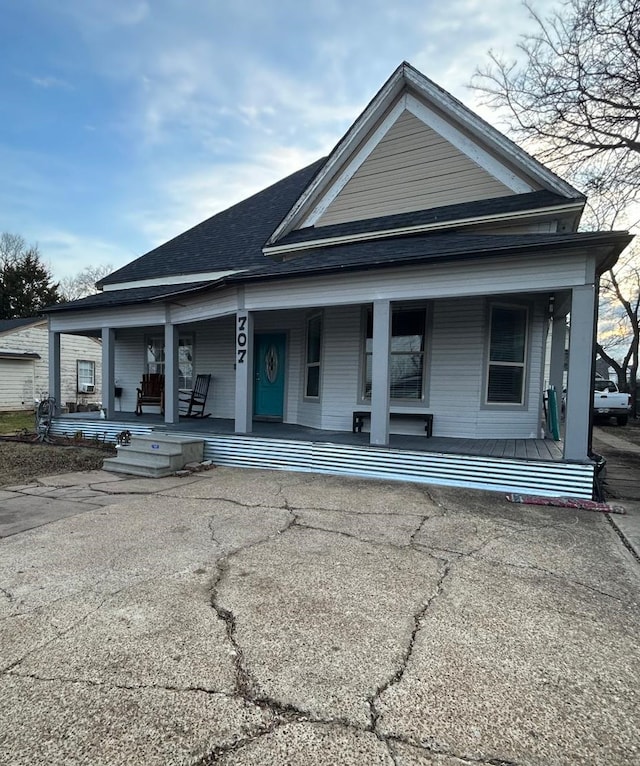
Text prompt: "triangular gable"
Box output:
[[315, 108, 515, 227], [266, 62, 583, 247]]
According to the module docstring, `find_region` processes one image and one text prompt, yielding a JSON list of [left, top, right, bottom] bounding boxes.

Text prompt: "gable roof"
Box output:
[[0, 317, 44, 334], [266, 62, 584, 246], [99, 159, 325, 288]]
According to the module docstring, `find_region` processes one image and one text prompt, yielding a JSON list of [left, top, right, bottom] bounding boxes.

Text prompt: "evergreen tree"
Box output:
[[0, 232, 62, 318]]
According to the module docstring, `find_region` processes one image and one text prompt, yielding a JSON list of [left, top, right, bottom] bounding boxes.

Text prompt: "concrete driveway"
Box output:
[[0, 465, 638, 765]]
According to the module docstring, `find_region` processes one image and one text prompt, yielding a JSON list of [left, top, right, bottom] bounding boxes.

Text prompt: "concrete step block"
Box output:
[[102, 457, 176, 478]]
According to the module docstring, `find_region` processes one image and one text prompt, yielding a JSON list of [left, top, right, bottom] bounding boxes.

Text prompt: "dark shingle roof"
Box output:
[[100, 158, 326, 287], [45, 282, 217, 313], [232, 230, 633, 281], [48, 230, 632, 313], [272, 190, 580, 247], [0, 317, 44, 333]]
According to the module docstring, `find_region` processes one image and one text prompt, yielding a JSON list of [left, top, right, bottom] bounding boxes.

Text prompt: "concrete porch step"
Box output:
[[103, 434, 204, 478]]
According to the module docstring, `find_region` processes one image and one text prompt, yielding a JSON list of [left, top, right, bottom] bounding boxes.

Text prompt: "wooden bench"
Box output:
[[352, 410, 433, 437], [136, 373, 164, 415]]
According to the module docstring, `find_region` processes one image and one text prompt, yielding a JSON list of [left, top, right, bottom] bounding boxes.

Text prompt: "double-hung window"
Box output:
[[305, 314, 322, 398], [77, 360, 95, 393], [145, 334, 194, 389], [486, 304, 528, 404], [363, 307, 426, 400]]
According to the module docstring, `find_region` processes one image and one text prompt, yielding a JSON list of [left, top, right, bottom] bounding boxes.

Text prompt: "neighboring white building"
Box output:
[[0, 317, 102, 411]]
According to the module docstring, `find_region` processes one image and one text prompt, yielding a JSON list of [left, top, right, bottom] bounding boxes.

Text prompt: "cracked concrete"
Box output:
[[0, 465, 638, 765]]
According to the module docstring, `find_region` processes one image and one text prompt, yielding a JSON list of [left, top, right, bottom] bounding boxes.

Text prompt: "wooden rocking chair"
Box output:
[[136, 373, 165, 415], [179, 374, 211, 418]]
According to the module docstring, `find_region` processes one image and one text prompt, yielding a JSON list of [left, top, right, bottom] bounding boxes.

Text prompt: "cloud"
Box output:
[[37, 230, 136, 280], [129, 144, 323, 247], [29, 75, 72, 89]]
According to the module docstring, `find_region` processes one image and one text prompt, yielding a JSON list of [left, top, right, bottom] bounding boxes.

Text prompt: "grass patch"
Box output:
[[0, 410, 35, 435]]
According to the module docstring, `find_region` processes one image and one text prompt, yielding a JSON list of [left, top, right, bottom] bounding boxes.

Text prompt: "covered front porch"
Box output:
[[50, 411, 595, 499]]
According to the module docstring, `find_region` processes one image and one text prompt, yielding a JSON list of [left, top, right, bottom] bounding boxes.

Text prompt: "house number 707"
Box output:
[[237, 315, 247, 363]]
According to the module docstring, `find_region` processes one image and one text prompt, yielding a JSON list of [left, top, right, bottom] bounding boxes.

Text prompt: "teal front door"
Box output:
[[254, 333, 286, 419]]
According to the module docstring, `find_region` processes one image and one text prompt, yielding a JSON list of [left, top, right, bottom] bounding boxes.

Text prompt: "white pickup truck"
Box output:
[[593, 378, 632, 426]]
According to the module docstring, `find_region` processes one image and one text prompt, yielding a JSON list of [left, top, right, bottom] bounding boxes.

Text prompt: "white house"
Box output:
[[0, 317, 102, 411], [44, 63, 632, 498]]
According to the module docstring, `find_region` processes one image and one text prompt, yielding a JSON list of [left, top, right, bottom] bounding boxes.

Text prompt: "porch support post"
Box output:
[[370, 299, 391, 446], [47, 329, 61, 411], [549, 314, 566, 395], [235, 310, 254, 433], [101, 328, 115, 418], [564, 284, 596, 461], [164, 323, 179, 424]]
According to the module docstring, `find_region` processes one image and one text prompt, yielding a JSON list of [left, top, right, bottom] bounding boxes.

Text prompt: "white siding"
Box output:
[[113, 329, 146, 414], [0, 324, 102, 409], [317, 110, 513, 226], [429, 298, 484, 438], [245, 253, 592, 312], [320, 305, 362, 431], [0, 359, 36, 411]]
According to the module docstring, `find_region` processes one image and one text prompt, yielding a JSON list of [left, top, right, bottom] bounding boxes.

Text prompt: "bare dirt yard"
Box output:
[[0, 439, 115, 487]]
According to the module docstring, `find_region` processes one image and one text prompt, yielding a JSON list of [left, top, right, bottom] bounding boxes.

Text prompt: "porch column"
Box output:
[[564, 285, 597, 461], [234, 310, 254, 433], [549, 314, 567, 395], [370, 299, 391, 446], [164, 323, 179, 424], [101, 328, 115, 418], [47, 329, 61, 412]]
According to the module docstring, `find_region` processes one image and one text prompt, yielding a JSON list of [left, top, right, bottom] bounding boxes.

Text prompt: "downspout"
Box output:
[[590, 273, 606, 500]]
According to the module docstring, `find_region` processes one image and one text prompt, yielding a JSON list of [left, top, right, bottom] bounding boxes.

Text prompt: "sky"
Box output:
[[0, 0, 561, 281]]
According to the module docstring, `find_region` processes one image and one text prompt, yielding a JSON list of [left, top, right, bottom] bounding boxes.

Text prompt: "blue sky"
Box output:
[[0, 0, 559, 280]]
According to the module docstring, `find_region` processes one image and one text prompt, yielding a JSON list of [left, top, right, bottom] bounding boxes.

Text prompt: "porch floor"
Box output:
[[62, 411, 564, 463]]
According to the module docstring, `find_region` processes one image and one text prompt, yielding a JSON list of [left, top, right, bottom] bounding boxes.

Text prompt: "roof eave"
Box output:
[[262, 201, 587, 258]]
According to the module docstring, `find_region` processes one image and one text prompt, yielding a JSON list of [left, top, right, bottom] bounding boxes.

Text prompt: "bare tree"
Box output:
[[0, 232, 30, 266], [472, 0, 640, 188], [473, 0, 640, 411], [59, 264, 114, 301], [596, 245, 639, 404]]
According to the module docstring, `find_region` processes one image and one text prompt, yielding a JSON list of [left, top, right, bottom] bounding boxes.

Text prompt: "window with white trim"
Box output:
[[305, 314, 322, 398], [145, 334, 194, 389], [363, 307, 426, 400], [486, 304, 528, 404], [77, 360, 95, 393]]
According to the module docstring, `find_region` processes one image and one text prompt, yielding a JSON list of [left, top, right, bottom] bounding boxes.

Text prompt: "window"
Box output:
[[486, 304, 528, 404], [363, 307, 426, 400], [305, 314, 322, 398], [145, 334, 194, 389], [77, 360, 96, 393]]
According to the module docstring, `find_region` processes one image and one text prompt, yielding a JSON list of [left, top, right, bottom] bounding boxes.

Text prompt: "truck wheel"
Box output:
[[616, 415, 628, 426]]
